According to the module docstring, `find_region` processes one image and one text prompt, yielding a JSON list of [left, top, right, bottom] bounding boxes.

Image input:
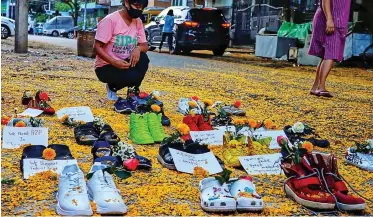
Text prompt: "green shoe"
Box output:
[[147, 113, 167, 143], [129, 113, 154, 145]]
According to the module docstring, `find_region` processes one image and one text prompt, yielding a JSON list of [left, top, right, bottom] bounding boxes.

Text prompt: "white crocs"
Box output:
[[229, 177, 264, 212], [199, 177, 236, 212]]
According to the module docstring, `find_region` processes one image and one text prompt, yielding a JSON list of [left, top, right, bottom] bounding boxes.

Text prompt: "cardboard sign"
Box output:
[[239, 153, 282, 175], [169, 148, 223, 175], [190, 130, 225, 145], [23, 159, 78, 179], [253, 130, 291, 149], [56, 106, 94, 122], [2, 126, 48, 149], [17, 108, 43, 117]]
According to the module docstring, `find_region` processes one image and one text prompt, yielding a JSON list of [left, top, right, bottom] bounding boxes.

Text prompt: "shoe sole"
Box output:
[[87, 189, 128, 214], [157, 154, 176, 170], [200, 201, 236, 213], [113, 106, 134, 114], [344, 158, 373, 172], [337, 202, 366, 211], [56, 203, 93, 216], [237, 206, 264, 212], [284, 184, 335, 210]]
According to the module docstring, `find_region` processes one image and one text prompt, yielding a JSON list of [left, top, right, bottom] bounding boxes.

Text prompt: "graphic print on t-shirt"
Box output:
[[112, 35, 138, 55]]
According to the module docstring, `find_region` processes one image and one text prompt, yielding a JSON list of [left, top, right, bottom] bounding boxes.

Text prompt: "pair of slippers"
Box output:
[[74, 122, 120, 145], [92, 140, 152, 170], [200, 177, 264, 213]]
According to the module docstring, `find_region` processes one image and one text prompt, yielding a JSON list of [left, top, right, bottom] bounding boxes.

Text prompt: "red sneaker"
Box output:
[[281, 159, 336, 210], [183, 115, 199, 131], [306, 153, 366, 211], [197, 114, 213, 131], [28, 91, 55, 115]]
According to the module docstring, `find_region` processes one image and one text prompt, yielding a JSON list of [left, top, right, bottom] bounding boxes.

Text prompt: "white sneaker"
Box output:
[[345, 147, 373, 171], [87, 164, 127, 214], [56, 164, 93, 216], [106, 84, 118, 101]]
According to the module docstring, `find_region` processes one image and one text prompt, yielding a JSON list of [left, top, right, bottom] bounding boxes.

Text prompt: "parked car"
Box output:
[[34, 23, 45, 35], [43, 16, 74, 37], [141, 7, 165, 26], [1, 17, 15, 39], [145, 7, 230, 55], [61, 26, 79, 39]]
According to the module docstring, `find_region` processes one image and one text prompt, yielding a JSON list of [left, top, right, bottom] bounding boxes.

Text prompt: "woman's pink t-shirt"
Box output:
[[95, 11, 147, 68]]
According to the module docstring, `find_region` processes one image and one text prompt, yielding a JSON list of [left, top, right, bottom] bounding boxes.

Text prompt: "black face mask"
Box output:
[[125, 4, 143, 19]]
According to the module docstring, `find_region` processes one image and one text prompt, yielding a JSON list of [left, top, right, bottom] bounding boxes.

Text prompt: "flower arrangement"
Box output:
[[113, 142, 136, 162], [210, 101, 232, 126], [42, 148, 56, 160], [286, 122, 315, 135], [1, 115, 11, 125], [93, 116, 105, 132], [201, 98, 214, 121], [29, 117, 44, 127], [162, 123, 191, 144], [60, 114, 84, 128], [278, 136, 313, 164]]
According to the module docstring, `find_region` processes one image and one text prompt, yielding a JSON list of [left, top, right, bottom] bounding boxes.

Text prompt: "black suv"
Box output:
[[145, 7, 230, 56]]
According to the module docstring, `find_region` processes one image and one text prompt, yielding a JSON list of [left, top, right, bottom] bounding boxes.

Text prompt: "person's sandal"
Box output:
[[316, 91, 333, 98]]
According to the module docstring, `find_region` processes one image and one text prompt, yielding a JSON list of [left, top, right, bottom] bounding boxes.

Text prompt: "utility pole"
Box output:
[[15, 0, 28, 53], [83, 0, 88, 30]]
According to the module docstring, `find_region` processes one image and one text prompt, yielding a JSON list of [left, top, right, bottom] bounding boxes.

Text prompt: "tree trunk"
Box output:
[[15, 0, 28, 53]]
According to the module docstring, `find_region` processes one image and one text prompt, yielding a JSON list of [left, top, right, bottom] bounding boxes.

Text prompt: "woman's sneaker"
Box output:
[[87, 164, 127, 214], [345, 141, 373, 171], [113, 97, 133, 114], [56, 164, 93, 216]]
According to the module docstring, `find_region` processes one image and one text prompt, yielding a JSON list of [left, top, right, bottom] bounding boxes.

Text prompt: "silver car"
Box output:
[[43, 16, 74, 37], [1, 17, 16, 39]]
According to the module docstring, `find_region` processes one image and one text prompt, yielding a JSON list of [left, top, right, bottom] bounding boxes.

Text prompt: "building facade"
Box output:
[[1, 0, 16, 19]]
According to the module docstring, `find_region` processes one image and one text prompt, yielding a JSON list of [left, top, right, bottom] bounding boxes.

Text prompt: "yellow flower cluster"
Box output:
[[193, 166, 209, 178], [176, 123, 190, 135]]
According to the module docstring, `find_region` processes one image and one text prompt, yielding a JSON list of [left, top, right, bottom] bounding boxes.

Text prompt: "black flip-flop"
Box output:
[[316, 91, 333, 98], [309, 91, 319, 96]]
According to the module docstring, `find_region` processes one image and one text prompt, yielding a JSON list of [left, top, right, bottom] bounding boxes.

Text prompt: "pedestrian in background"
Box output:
[[308, 0, 351, 98], [159, 9, 175, 54]]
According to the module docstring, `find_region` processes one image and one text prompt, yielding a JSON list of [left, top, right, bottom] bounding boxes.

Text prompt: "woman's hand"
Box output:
[[130, 47, 141, 67], [112, 60, 130, 69], [326, 18, 335, 34]]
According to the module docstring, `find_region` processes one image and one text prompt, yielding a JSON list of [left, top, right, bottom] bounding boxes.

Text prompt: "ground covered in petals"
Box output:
[[1, 39, 373, 216]]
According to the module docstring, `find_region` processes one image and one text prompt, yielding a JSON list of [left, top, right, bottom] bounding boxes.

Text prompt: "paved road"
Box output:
[[27, 35, 231, 70]]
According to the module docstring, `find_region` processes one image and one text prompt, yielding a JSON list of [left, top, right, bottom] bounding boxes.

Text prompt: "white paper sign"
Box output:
[[2, 126, 48, 149], [17, 108, 43, 117], [56, 106, 94, 122], [214, 125, 236, 133], [190, 130, 225, 145], [169, 148, 223, 175], [253, 130, 291, 149], [23, 159, 78, 179], [239, 153, 282, 175]]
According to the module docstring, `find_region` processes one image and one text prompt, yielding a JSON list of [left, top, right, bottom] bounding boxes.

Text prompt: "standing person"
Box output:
[[308, 0, 351, 98], [158, 9, 175, 53], [94, 0, 149, 101]]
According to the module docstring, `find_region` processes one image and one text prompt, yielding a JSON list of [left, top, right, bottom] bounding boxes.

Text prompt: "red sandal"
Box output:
[[27, 91, 55, 115]]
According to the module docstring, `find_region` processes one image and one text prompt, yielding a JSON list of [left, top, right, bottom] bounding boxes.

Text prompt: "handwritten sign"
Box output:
[[17, 108, 43, 117], [190, 130, 225, 145], [239, 153, 282, 175], [2, 126, 48, 149], [253, 130, 291, 149], [56, 106, 94, 122], [169, 148, 223, 175], [23, 159, 78, 179]]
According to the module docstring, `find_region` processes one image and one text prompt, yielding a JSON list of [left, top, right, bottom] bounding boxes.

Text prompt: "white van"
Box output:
[[43, 16, 74, 37]]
